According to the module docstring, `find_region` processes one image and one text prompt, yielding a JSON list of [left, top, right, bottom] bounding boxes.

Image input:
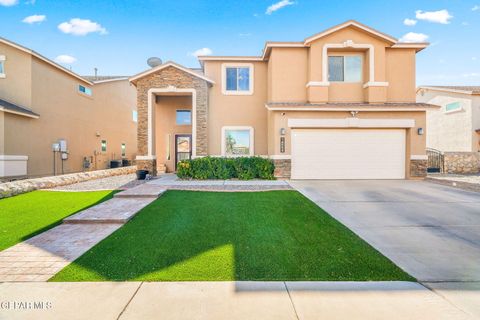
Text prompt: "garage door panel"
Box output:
[[291, 129, 406, 180]]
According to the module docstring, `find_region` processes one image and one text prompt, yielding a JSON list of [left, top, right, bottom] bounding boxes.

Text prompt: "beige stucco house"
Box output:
[[417, 86, 480, 152], [131, 20, 436, 180], [0, 37, 137, 179]]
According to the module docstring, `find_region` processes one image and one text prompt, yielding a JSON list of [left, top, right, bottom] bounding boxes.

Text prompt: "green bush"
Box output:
[[177, 157, 275, 180]]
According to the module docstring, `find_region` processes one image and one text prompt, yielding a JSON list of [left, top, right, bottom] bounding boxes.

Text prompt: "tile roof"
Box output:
[[419, 86, 480, 95], [266, 102, 438, 108], [0, 98, 39, 118], [82, 76, 128, 82]]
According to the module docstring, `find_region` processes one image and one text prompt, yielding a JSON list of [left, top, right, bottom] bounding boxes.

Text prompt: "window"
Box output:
[[132, 110, 138, 122], [445, 101, 462, 113], [222, 63, 254, 95], [176, 110, 191, 125], [0, 55, 5, 78], [121, 143, 126, 157], [328, 55, 362, 82], [78, 84, 92, 96], [101, 140, 107, 152], [222, 127, 254, 156]]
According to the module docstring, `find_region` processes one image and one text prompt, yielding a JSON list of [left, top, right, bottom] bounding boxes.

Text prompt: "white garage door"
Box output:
[[291, 129, 406, 180]]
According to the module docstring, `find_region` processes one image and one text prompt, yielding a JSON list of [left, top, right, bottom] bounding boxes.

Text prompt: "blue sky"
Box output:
[[1, 0, 479, 85]]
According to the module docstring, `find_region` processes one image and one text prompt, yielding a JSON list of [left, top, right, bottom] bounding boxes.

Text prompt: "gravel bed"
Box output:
[[49, 174, 144, 191]]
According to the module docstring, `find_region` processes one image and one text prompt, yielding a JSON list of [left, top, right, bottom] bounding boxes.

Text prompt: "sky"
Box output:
[[0, 0, 479, 85]]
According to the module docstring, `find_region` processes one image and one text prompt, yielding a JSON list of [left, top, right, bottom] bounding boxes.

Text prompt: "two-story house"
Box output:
[[130, 20, 436, 179], [0, 37, 138, 179]]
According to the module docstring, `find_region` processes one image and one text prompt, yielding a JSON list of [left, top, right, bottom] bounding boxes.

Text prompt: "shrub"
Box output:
[[176, 156, 275, 180]]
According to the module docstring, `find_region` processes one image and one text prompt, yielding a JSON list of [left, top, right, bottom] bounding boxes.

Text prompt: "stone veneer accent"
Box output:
[[135, 66, 209, 175], [410, 159, 428, 178], [0, 166, 136, 199], [444, 152, 480, 174], [273, 159, 291, 179]]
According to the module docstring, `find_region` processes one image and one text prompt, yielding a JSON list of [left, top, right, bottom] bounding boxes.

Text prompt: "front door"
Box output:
[[175, 134, 192, 170]]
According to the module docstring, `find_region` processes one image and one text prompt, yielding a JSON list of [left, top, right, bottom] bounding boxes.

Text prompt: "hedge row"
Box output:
[[176, 156, 275, 180]]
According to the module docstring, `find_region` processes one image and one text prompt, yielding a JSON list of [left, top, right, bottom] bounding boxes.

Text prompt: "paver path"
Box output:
[[0, 184, 165, 282], [148, 174, 292, 191]]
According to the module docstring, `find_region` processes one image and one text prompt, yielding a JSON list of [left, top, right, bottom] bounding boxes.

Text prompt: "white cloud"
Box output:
[[22, 14, 46, 24], [0, 0, 18, 6], [473, 57, 478, 61], [266, 0, 295, 15], [399, 32, 429, 43], [472, 5, 479, 11], [403, 18, 417, 26], [58, 18, 107, 36], [55, 55, 77, 64], [238, 33, 252, 37], [415, 10, 453, 24], [462, 21, 469, 26], [462, 72, 480, 78], [25, 0, 35, 4], [190, 47, 213, 57]]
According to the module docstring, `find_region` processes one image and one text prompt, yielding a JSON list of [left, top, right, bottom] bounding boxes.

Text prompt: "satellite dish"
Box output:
[[147, 57, 162, 68]]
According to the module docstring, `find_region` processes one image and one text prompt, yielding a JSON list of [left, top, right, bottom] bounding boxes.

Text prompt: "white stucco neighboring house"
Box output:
[[417, 86, 480, 152]]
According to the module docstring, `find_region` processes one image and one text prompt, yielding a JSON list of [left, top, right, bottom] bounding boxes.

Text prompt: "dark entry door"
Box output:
[[175, 134, 192, 170]]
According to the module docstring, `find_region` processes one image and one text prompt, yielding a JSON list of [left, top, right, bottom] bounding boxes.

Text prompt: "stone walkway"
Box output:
[[49, 173, 144, 191], [148, 174, 292, 191], [0, 281, 474, 320], [0, 184, 165, 282]]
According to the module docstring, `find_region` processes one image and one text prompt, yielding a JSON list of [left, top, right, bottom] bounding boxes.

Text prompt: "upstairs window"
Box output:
[[328, 55, 362, 82], [222, 63, 254, 95], [445, 101, 462, 113], [78, 84, 92, 96], [0, 55, 5, 78], [132, 110, 138, 122]]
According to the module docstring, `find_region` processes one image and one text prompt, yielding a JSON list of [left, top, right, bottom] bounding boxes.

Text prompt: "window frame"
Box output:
[[175, 109, 192, 126], [221, 63, 254, 95], [0, 55, 6, 78], [444, 101, 462, 114], [78, 84, 93, 97], [132, 110, 138, 123], [327, 54, 363, 83], [221, 126, 254, 157]]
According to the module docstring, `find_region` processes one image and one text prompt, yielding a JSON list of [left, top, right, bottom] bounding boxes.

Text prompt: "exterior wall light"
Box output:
[[280, 128, 286, 136], [417, 128, 424, 135]]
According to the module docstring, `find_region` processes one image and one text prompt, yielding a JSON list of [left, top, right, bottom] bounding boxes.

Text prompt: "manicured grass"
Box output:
[[0, 190, 115, 251], [51, 190, 413, 281]]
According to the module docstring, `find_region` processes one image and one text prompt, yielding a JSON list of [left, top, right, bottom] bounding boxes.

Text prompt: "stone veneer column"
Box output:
[[410, 159, 427, 178], [273, 159, 291, 179], [134, 66, 209, 175]]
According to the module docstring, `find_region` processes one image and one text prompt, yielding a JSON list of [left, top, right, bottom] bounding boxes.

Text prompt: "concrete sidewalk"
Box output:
[[0, 281, 474, 320]]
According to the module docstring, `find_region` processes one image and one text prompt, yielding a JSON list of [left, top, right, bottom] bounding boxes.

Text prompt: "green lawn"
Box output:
[[0, 190, 115, 251], [51, 190, 413, 281]]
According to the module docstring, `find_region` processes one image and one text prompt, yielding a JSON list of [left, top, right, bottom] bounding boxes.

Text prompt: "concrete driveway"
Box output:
[[290, 180, 480, 282], [290, 179, 480, 317]]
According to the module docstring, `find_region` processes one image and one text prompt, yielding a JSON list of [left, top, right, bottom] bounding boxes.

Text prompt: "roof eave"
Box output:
[[129, 61, 215, 84]]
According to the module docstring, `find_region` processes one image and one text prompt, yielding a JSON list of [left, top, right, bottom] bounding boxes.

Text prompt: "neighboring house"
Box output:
[[417, 86, 480, 152], [130, 20, 436, 179], [0, 37, 137, 179]]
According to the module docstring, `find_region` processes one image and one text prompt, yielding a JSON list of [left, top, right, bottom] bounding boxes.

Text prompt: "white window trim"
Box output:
[[221, 126, 254, 157], [444, 102, 463, 114], [328, 54, 363, 83], [317, 41, 377, 87], [221, 63, 254, 95], [175, 109, 192, 126], [0, 55, 6, 78]]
